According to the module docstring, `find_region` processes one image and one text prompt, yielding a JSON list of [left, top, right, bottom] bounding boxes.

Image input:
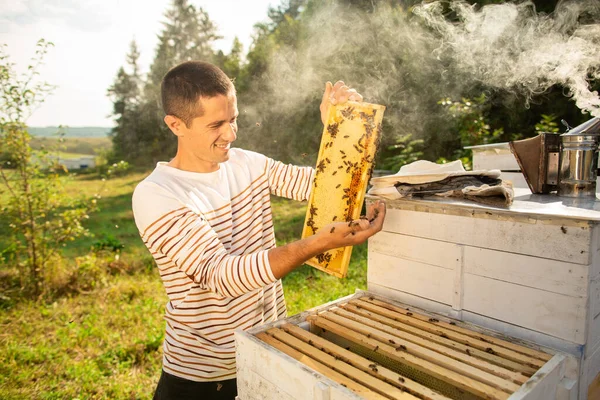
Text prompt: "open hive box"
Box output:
[[236, 291, 565, 400]]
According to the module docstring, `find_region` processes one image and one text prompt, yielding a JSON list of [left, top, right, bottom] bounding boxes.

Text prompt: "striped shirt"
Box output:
[[132, 148, 314, 382]]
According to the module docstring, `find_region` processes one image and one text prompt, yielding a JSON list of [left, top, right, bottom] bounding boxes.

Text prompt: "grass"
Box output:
[[0, 170, 368, 399]]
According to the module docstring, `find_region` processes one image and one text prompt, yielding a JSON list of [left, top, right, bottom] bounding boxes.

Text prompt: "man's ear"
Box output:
[[164, 115, 185, 137]]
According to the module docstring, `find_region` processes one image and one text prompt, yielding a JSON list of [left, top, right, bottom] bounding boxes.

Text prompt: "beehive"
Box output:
[[236, 292, 564, 400], [302, 101, 386, 278]]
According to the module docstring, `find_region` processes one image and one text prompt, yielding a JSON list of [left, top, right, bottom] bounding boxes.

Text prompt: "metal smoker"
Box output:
[[509, 117, 600, 198]]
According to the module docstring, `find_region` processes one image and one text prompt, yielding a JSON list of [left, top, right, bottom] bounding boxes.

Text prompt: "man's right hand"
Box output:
[[267, 200, 386, 279], [315, 200, 386, 249]]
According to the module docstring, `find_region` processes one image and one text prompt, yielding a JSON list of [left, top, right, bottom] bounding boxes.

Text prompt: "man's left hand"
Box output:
[[320, 81, 363, 125]]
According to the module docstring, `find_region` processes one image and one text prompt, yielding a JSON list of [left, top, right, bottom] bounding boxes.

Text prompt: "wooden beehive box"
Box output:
[[236, 292, 566, 400], [365, 192, 600, 399]]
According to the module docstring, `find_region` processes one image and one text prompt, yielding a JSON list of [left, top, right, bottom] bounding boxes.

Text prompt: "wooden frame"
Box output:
[[249, 293, 559, 400], [302, 101, 385, 278]]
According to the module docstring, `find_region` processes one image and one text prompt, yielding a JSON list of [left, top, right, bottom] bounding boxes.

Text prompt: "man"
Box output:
[[132, 61, 386, 400]]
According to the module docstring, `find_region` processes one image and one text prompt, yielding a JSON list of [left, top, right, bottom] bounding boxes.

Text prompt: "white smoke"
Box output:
[[414, 0, 600, 116]]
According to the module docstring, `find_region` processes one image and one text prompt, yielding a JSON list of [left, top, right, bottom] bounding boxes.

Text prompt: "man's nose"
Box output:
[[222, 123, 237, 142]]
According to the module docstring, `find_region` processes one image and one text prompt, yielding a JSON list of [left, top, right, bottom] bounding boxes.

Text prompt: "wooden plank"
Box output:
[[463, 246, 588, 298], [367, 252, 455, 306], [463, 274, 586, 345], [319, 311, 520, 394], [333, 306, 529, 385], [255, 332, 387, 400], [341, 303, 536, 377], [237, 330, 365, 400], [358, 297, 551, 363], [237, 368, 297, 400], [264, 329, 417, 400], [509, 354, 565, 400], [280, 323, 452, 400], [453, 245, 465, 312], [368, 232, 461, 269], [381, 208, 591, 265], [307, 315, 511, 400]]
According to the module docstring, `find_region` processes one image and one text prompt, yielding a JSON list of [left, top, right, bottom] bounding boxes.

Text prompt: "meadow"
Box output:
[[0, 167, 368, 399]]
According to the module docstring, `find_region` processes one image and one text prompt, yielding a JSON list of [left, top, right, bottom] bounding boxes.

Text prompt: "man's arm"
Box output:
[[268, 200, 386, 279]]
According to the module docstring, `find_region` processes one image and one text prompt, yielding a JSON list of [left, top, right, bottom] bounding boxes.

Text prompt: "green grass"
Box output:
[[0, 171, 368, 399]]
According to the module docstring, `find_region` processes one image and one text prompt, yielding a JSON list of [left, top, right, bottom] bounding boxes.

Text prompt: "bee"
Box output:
[[330, 227, 336, 233], [301, 153, 308, 158], [255, 122, 261, 127]]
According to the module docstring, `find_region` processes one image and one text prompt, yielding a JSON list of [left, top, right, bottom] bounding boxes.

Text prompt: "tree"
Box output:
[[215, 37, 244, 85], [107, 40, 143, 163], [119, 0, 222, 166], [0, 40, 95, 297]]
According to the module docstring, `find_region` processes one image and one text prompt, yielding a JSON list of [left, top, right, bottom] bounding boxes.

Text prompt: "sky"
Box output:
[[0, 0, 276, 127]]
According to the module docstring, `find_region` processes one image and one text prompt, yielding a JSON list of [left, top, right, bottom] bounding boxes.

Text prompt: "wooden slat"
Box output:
[[463, 273, 586, 345], [266, 328, 417, 400], [334, 306, 529, 385], [281, 323, 451, 400], [341, 302, 536, 377], [255, 332, 387, 400], [363, 296, 551, 362], [308, 315, 511, 400], [380, 207, 590, 265], [367, 251, 455, 306], [320, 311, 520, 394], [356, 298, 549, 366]]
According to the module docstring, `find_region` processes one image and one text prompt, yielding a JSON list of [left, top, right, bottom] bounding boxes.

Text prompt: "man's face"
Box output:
[[176, 92, 238, 172]]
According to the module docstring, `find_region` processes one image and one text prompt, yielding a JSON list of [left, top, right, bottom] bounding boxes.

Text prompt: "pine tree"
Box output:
[[107, 40, 143, 162], [137, 0, 221, 165]]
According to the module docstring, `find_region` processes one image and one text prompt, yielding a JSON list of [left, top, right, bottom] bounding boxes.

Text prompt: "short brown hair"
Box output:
[[161, 61, 234, 127]]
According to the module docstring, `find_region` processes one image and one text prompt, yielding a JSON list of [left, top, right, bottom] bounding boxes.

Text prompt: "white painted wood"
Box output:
[[557, 377, 578, 400], [463, 247, 588, 298], [587, 278, 600, 358], [239, 291, 577, 400], [463, 274, 586, 344], [509, 354, 565, 400], [367, 281, 463, 319], [590, 227, 600, 281], [235, 331, 362, 400], [583, 343, 600, 399], [368, 251, 455, 306], [369, 231, 462, 268], [382, 208, 591, 265], [453, 246, 465, 312], [473, 151, 521, 171], [500, 172, 530, 190]]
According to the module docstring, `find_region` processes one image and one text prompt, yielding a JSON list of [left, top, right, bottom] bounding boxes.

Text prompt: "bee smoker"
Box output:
[[509, 117, 600, 198]]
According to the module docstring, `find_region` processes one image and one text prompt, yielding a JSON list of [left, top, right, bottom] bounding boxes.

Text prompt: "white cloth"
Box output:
[[368, 160, 502, 200]]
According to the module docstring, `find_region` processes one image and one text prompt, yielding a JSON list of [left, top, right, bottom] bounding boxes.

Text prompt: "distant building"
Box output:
[[57, 155, 96, 170]]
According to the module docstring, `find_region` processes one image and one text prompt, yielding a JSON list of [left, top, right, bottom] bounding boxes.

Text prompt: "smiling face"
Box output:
[[165, 91, 239, 173]]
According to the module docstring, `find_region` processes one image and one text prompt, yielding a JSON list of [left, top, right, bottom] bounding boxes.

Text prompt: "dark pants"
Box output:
[[153, 370, 237, 400]]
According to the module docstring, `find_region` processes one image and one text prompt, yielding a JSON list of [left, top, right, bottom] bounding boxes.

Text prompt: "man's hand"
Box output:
[[267, 200, 386, 279], [315, 200, 386, 249], [320, 81, 364, 125]]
